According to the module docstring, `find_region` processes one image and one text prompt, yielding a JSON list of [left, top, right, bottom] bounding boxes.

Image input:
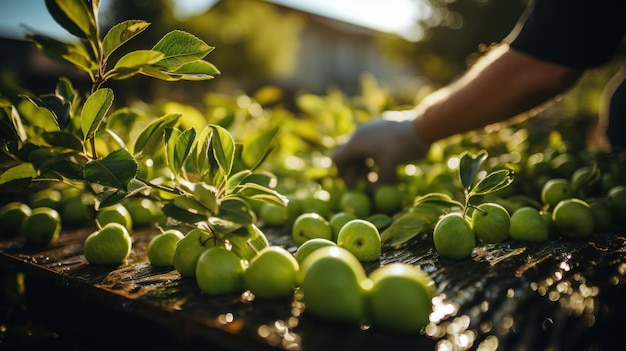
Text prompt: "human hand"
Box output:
[[332, 111, 429, 188]]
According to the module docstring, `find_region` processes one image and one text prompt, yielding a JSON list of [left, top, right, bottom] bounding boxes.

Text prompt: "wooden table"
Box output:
[[1, 224, 625, 351]]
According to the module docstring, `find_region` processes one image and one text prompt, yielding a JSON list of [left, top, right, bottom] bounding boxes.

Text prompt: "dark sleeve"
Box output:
[[509, 0, 626, 68]]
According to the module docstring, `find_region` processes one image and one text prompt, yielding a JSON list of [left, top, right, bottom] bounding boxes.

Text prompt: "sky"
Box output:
[[0, 0, 423, 41]]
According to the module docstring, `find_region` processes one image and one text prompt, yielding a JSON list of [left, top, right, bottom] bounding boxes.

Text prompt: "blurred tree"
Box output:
[[380, 0, 528, 84]]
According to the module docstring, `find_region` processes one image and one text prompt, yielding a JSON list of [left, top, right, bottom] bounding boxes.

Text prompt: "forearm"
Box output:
[[413, 44, 584, 144]]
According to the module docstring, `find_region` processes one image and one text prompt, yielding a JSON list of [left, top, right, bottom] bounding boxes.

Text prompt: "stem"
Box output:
[[90, 137, 97, 159], [136, 176, 184, 195]]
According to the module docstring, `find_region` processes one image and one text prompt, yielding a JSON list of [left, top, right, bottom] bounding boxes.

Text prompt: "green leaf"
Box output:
[[95, 178, 149, 209], [210, 125, 235, 177], [172, 195, 212, 216], [29, 147, 82, 169], [21, 94, 71, 130], [241, 126, 280, 170], [102, 20, 150, 60], [0, 163, 37, 185], [42, 131, 84, 152], [105, 50, 165, 80], [413, 192, 464, 209], [192, 182, 219, 214], [459, 150, 488, 190], [151, 30, 214, 70], [167, 60, 220, 80], [236, 182, 288, 207], [26, 34, 98, 79], [380, 212, 435, 246], [55, 77, 77, 106], [42, 159, 85, 180], [81, 88, 114, 140], [133, 113, 181, 157], [161, 202, 207, 224], [167, 127, 196, 177], [223, 170, 252, 195], [468, 169, 515, 197], [217, 198, 255, 226], [45, 0, 95, 39], [84, 149, 137, 190], [191, 125, 211, 176]]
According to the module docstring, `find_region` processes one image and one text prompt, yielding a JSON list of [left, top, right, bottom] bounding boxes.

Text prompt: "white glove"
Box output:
[[333, 111, 429, 188]]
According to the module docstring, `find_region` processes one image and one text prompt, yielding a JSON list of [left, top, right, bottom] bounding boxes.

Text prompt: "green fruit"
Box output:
[[244, 246, 299, 299], [541, 178, 574, 207], [30, 188, 62, 210], [96, 204, 133, 232], [509, 207, 549, 242], [432, 213, 475, 259], [550, 153, 579, 178], [259, 203, 289, 227], [329, 211, 357, 241], [292, 212, 332, 247], [195, 246, 246, 295], [552, 198, 595, 239], [366, 263, 435, 333], [125, 198, 159, 229], [470, 202, 510, 244], [0, 202, 31, 235], [298, 246, 369, 324], [60, 192, 94, 227], [21, 207, 61, 246], [588, 199, 613, 232], [293, 238, 336, 265], [147, 229, 184, 266], [173, 228, 216, 278], [336, 219, 381, 261], [340, 190, 371, 218], [607, 185, 626, 220], [83, 222, 132, 265], [373, 184, 403, 214], [223, 224, 270, 261]]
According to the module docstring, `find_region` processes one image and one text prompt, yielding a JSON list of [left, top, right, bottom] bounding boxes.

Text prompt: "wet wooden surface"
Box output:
[[1, 223, 626, 351]]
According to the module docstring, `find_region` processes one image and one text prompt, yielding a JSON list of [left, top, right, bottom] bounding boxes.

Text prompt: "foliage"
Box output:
[[0, 0, 286, 238]]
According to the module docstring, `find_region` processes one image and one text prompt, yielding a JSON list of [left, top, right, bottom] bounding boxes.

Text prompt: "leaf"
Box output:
[[0, 163, 37, 185], [164, 127, 196, 177], [102, 20, 150, 60], [151, 30, 214, 70], [241, 126, 280, 171], [26, 33, 98, 79], [224, 170, 252, 195], [192, 182, 219, 214], [380, 212, 435, 246], [414, 192, 464, 209], [217, 198, 255, 227], [236, 182, 288, 207], [29, 147, 82, 169], [84, 149, 137, 190], [210, 124, 235, 177], [81, 88, 114, 140], [459, 150, 488, 190], [133, 113, 181, 157], [469, 169, 515, 197], [191, 125, 212, 175], [45, 0, 96, 40], [42, 159, 85, 180], [42, 131, 84, 152], [161, 202, 207, 225], [95, 178, 149, 209], [21, 94, 71, 130], [166, 60, 220, 80], [55, 77, 77, 107], [105, 50, 165, 80], [172, 195, 212, 216]]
